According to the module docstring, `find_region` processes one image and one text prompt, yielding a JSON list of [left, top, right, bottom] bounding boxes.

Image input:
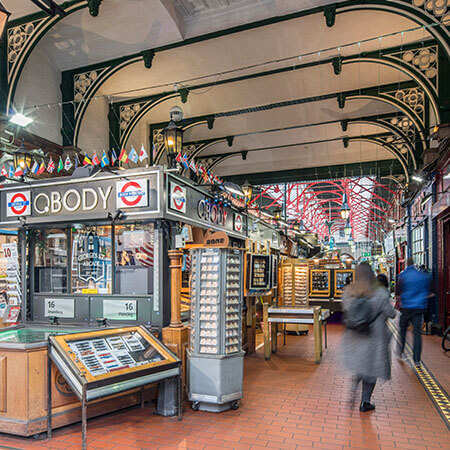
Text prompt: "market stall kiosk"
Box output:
[[0, 166, 248, 435]]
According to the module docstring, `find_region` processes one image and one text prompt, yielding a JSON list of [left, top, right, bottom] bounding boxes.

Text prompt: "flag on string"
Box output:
[[139, 144, 148, 162], [128, 146, 139, 164], [31, 160, 39, 174], [47, 157, 55, 173], [101, 150, 109, 168], [22, 161, 28, 175], [74, 154, 79, 169], [14, 165, 23, 177], [92, 152, 100, 166], [119, 148, 128, 163], [189, 159, 197, 174], [152, 143, 157, 160], [83, 153, 92, 166], [1, 165, 7, 177], [181, 154, 189, 170], [57, 157, 64, 173], [175, 152, 182, 164], [111, 148, 118, 165], [8, 165, 14, 178], [64, 155, 73, 171], [37, 161, 45, 175]]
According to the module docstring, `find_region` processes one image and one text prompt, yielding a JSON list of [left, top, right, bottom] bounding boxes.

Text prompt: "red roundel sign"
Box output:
[[6, 191, 31, 217], [234, 213, 243, 232], [116, 180, 148, 209], [169, 182, 186, 213]]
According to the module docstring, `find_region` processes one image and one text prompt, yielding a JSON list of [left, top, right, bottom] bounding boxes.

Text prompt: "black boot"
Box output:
[[359, 402, 375, 412]]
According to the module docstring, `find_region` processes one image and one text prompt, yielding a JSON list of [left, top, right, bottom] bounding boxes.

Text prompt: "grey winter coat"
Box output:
[[341, 286, 396, 380]]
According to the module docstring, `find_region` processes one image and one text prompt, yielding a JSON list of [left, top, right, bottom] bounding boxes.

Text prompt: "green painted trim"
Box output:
[[0, 28, 7, 113], [223, 160, 404, 184], [438, 43, 450, 123]]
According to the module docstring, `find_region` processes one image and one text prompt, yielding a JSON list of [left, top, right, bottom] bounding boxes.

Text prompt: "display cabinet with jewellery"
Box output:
[[309, 269, 331, 299], [48, 326, 182, 449], [187, 246, 244, 412]]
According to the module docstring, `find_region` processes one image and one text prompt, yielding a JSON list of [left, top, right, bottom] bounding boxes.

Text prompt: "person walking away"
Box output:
[[396, 257, 430, 366], [342, 262, 396, 412], [377, 273, 389, 290]]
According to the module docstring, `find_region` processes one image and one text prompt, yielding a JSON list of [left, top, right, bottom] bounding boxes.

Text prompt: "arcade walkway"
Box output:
[[0, 324, 448, 450]]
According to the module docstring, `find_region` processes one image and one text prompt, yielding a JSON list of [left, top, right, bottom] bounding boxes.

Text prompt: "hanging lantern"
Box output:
[[242, 180, 253, 199], [340, 193, 350, 219], [344, 218, 352, 237], [162, 119, 184, 168], [273, 207, 282, 220]]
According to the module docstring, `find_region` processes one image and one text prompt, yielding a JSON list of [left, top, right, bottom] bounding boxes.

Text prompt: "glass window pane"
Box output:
[[115, 224, 154, 295], [34, 229, 68, 293], [71, 226, 112, 294]]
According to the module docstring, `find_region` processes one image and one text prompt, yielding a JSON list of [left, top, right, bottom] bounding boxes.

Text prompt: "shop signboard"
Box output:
[[44, 298, 75, 318], [169, 182, 186, 213], [234, 213, 243, 232], [103, 299, 137, 321], [0, 171, 159, 223]]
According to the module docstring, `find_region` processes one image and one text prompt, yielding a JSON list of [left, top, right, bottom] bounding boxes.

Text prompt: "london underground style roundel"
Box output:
[[169, 182, 186, 213], [116, 180, 148, 208], [6, 191, 31, 217], [234, 213, 243, 232]]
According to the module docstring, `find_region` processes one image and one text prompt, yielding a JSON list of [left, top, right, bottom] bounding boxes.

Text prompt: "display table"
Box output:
[[263, 306, 329, 363], [0, 326, 160, 436]]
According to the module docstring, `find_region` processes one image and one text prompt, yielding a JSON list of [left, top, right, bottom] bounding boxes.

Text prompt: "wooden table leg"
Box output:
[[313, 307, 321, 364], [263, 303, 270, 360], [271, 322, 277, 354]]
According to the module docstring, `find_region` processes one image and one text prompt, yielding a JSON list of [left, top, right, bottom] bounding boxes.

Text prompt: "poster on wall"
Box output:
[[0, 243, 21, 321]]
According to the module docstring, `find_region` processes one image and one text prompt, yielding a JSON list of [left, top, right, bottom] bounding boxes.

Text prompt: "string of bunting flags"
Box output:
[[0, 144, 150, 180], [175, 152, 224, 186]]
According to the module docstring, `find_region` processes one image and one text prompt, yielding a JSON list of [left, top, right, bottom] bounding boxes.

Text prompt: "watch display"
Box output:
[[311, 270, 330, 292]]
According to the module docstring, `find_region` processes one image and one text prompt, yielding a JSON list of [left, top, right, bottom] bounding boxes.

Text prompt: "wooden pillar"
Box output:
[[168, 249, 183, 328], [163, 249, 188, 391], [263, 302, 270, 360], [313, 306, 322, 364], [246, 296, 256, 355]]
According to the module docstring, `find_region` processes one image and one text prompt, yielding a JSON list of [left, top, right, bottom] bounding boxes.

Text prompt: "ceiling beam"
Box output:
[[222, 159, 404, 185]]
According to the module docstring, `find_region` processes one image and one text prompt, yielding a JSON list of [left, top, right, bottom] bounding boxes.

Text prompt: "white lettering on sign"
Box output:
[[6, 191, 31, 217], [169, 182, 186, 213], [197, 199, 228, 226], [44, 298, 75, 318], [116, 180, 148, 209], [103, 299, 137, 320], [33, 186, 113, 215]]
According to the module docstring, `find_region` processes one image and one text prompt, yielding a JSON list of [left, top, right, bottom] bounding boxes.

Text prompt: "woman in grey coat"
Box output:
[[341, 262, 396, 412]]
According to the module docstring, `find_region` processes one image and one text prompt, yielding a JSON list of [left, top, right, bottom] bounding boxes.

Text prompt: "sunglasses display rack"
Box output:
[[188, 247, 244, 413], [280, 259, 309, 307]]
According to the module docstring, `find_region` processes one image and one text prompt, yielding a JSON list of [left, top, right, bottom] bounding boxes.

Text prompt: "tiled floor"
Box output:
[[0, 324, 448, 450]]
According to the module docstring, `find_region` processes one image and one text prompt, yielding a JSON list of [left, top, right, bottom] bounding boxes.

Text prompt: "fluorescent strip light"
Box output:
[[411, 175, 423, 183], [10, 113, 33, 127]]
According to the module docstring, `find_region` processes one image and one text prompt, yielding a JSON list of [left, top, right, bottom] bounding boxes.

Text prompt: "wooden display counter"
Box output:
[[0, 326, 157, 437]]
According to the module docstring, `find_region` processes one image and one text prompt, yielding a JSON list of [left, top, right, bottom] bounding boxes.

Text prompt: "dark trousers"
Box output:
[[399, 309, 424, 363], [353, 375, 377, 403]]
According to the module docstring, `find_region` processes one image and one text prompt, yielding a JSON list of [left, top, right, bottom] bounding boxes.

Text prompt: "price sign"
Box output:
[[45, 298, 75, 318], [103, 299, 137, 320], [1, 243, 19, 269]]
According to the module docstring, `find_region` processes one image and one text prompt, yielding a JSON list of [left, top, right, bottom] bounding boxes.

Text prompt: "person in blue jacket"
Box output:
[[396, 257, 430, 366]]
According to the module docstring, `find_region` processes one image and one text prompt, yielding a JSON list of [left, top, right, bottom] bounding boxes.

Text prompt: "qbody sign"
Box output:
[[0, 173, 158, 222]]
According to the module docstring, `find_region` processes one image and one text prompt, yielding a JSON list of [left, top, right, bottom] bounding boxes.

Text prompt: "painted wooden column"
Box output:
[[162, 249, 188, 391]]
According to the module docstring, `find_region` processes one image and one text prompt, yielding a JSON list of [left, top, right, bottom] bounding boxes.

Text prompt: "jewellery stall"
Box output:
[[0, 166, 248, 435]]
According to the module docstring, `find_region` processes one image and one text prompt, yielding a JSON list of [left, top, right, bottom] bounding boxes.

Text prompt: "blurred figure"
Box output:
[[342, 262, 395, 412], [377, 273, 389, 290], [396, 257, 430, 366]]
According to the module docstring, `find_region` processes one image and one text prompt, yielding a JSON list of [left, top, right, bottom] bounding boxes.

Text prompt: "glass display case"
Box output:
[[309, 269, 331, 298], [281, 259, 308, 306], [334, 269, 354, 297], [248, 254, 271, 292], [188, 247, 244, 412]]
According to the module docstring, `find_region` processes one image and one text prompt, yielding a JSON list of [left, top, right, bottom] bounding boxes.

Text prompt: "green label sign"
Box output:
[[362, 252, 371, 257]]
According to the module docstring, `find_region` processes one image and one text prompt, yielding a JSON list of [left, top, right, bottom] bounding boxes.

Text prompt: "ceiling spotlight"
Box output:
[[10, 113, 33, 127], [411, 174, 424, 183]]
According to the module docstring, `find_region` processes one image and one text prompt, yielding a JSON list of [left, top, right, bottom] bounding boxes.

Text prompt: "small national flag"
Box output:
[[128, 146, 139, 164], [152, 143, 157, 160], [101, 150, 109, 168], [92, 152, 100, 166], [57, 157, 64, 173], [37, 161, 45, 175], [139, 144, 148, 162], [111, 148, 118, 165], [47, 156, 55, 173], [22, 161, 28, 175], [119, 148, 128, 163], [175, 153, 182, 163], [31, 160, 39, 174], [74, 154, 79, 169], [64, 155, 73, 171], [181, 154, 189, 170], [1, 165, 7, 176], [189, 159, 197, 174], [14, 165, 23, 177], [83, 153, 92, 166], [8, 165, 14, 178]]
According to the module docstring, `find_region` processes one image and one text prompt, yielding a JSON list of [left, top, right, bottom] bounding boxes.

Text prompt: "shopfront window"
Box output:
[[34, 229, 68, 293], [71, 226, 112, 294], [412, 225, 425, 267], [115, 224, 154, 295]]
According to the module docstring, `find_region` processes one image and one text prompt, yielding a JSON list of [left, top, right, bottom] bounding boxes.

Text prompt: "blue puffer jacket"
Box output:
[[397, 266, 430, 310]]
